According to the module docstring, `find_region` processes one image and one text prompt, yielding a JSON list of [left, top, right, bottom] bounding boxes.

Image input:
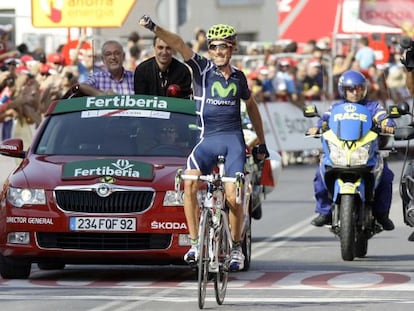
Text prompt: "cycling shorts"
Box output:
[[186, 133, 246, 176]]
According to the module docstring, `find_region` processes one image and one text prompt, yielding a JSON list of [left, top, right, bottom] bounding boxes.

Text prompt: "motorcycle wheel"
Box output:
[[340, 194, 356, 261]]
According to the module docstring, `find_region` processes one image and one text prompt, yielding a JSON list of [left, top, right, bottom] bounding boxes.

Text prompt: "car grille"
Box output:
[[55, 190, 154, 213], [36, 232, 171, 250]]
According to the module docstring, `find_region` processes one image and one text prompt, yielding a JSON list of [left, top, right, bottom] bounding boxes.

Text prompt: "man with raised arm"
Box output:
[[139, 15, 269, 271]]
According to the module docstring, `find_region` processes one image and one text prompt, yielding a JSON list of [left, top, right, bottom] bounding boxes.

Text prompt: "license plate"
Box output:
[[69, 217, 136, 232]]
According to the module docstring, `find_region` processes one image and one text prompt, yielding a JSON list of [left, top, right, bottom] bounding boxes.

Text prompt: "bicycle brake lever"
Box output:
[[174, 169, 183, 193]]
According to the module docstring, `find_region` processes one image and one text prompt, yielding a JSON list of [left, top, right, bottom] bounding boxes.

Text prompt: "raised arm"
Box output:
[[139, 15, 194, 62]]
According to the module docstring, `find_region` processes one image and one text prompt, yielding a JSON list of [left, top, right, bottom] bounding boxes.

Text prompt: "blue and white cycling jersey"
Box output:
[[185, 53, 250, 175], [186, 53, 251, 137]]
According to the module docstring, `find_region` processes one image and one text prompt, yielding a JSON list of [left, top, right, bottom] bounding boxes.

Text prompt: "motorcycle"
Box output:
[[304, 102, 398, 261]]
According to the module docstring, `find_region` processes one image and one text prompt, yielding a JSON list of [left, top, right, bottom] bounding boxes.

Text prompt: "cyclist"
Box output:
[[139, 16, 269, 271], [307, 70, 395, 230]]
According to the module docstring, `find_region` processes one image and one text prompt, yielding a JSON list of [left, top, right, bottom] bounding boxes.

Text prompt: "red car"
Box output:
[[0, 94, 256, 279]]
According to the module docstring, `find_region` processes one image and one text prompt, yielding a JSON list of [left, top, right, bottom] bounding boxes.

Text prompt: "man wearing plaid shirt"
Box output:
[[80, 40, 134, 95]]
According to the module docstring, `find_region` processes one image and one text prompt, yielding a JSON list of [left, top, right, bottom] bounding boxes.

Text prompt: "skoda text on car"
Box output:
[[0, 94, 256, 279]]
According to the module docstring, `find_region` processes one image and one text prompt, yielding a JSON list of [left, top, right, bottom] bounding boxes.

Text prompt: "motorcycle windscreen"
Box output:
[[328, 103, 373, 141]]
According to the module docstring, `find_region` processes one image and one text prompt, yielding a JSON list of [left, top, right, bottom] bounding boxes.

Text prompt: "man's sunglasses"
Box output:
[[208, 43, 230, 51]]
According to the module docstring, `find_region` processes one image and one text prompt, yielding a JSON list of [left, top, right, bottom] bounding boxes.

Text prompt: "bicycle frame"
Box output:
[[175, 156, 243, 309]]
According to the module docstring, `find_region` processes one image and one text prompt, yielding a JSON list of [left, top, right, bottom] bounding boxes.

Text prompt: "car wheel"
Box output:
[[0, 253, 31, 279], [37, 262, 66, 270], [241, 216, 252, 271]]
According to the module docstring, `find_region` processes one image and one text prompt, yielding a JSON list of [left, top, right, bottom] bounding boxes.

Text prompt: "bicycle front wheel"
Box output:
[[214, 215, 230, 305], [198, 208, 209, 309]]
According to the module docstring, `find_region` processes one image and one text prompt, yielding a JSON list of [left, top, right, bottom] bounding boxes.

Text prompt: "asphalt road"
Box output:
[[1, 155, 414, 310]]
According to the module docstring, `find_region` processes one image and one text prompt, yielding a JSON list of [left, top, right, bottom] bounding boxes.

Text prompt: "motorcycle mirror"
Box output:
[[397, 102, 412, 116], [303, 104, 319, 118], [387, 105, 401, 118]]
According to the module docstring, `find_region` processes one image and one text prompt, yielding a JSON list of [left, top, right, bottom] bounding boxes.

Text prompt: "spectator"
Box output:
[[126, 31, 143, 70], [257, 66, 275, 102], [367, 64, 388, 103], [280, 58, 300, 105], [0, 73, 17, 140], [9, 71, 42, 146], [70, 33, 101, 83], [127, 45, 141, 71], [79, 40, 134, 96], [0, 58, 19, 139], [332, 51, 355, 99], [0, 24, 19, 69], [355, 36, 376, 70], [386, 62, 409, 104], [301, 59, 323, 100], [134, 36, 192, 98], [192, 28, 208, 54]]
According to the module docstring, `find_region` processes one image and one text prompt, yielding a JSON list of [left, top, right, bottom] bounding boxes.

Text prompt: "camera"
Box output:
[[400, 36, 414, 71]]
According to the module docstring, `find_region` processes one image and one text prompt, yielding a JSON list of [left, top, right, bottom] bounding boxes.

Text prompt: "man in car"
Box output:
[[79, 40, 134, 95], [134, 36, 193, 99]]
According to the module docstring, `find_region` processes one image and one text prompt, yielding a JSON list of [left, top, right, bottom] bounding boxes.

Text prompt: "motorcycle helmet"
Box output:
[[207, 24, 237, 46], [337, 70, 368, 100]]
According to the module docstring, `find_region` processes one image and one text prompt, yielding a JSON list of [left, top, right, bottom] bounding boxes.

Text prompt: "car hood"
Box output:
[[8, 155, 187, 190]]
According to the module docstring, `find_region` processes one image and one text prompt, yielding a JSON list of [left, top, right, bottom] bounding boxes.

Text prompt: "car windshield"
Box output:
[[35, 111, 198, 157]]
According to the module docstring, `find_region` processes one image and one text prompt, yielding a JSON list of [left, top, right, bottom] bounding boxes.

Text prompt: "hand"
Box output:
[[255, 143, 269, 160], [139, 15, 156, 31], [381, 126, 395, 134], [306, 127, 320, 135]]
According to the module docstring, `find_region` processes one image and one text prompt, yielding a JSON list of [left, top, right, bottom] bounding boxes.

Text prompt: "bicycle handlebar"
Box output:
[[175, 169, 244, 204]]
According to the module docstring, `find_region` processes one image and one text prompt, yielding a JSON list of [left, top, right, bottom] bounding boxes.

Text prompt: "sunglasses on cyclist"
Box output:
[[343, 85, 364, 93], [208, 43, 230, 51]]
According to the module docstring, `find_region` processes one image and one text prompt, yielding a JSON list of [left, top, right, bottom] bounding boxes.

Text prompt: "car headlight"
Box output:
[[328, 141, 371, 166], [7, 187, 46, 208], [163, 190, 184, 206], [163, 190, 205, 206]]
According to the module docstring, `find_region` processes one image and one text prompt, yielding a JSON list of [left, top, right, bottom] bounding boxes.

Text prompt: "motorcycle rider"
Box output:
[[307, 69, 396, 230]]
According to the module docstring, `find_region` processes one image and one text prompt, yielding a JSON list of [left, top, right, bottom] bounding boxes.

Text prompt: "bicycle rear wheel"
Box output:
[[214, 216, 230, 305], [198, 208, 209, 309]]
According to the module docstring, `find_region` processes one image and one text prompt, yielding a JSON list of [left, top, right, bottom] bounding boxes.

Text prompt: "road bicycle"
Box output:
[[175, 156, 243, 309]]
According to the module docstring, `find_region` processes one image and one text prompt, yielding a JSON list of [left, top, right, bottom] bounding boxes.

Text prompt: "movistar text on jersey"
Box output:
[[86, 96, 168, 109], [206, 98, 236, 106]]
